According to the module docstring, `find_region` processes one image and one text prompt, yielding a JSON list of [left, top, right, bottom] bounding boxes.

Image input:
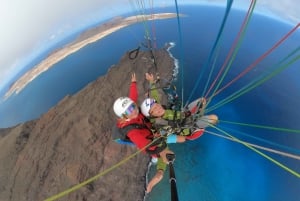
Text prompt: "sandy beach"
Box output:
[[4, 13, 182, 100]]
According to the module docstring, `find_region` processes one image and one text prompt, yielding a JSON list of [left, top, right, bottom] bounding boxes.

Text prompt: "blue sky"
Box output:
[[0, 0, 299, 93]]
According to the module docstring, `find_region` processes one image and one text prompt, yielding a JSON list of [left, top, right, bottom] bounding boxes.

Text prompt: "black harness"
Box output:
[[114, 117, 167, 155]]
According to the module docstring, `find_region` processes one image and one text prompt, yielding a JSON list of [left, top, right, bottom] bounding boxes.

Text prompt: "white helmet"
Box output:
[[113, 97, 134, 117], [140, 98, 156, 117]]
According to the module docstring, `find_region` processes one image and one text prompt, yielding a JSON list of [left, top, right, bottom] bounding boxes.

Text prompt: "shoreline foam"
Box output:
[[143, 42, 178, 201], [3, 13, 183, 101]]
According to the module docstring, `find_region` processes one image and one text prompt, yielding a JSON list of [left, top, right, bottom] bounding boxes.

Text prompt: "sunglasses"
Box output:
[[124, 103, 137, 116], [148, 99, 157, 115], [145, 99, 157, 108]]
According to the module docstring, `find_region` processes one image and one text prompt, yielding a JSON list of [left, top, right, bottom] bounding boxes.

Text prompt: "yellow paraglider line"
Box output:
[[215, 120, 300, 157], [44, 137, 164, 201], [219, 120, 300, 134], [128, 0, 156, 47], [209, 125, 300, 178], [44, 1, 300, 200], [205, 130, 300, 160]]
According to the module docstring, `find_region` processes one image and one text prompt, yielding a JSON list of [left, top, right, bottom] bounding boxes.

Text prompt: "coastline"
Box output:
[[144, 160, 155, 201], [166, 42, 179, 80], [143, 43, 178, 201], [0, 48, 176, 201], [3, 13, 184, 101]]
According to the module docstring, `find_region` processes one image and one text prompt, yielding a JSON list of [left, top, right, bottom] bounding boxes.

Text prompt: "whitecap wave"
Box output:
[[165, 42, 179, 81]]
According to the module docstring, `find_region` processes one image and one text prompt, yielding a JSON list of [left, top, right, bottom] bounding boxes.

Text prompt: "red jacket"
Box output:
[[116, 82, 156, 153]]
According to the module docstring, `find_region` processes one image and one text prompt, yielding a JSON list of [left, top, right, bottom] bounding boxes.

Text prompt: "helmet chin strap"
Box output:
[[122, 114, 129, 120]]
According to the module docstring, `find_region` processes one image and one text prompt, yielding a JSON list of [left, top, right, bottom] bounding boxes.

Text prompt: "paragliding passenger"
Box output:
[[141, 73, 218, 141], [112, 73, 174, 192]]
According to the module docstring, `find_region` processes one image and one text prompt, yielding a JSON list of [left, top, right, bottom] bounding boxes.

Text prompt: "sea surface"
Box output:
[[1, 5, 300, 201]]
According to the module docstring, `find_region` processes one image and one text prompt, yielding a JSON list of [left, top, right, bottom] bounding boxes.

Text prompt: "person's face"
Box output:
[[149, 103, 165, 117], [124, 103, 139, 119]]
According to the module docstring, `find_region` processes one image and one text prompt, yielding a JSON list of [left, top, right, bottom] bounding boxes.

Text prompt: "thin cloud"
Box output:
[[0, 0, 299, 93]]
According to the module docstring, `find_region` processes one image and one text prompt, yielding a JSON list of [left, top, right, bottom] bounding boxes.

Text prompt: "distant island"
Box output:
[[4, 13, 183, 100]]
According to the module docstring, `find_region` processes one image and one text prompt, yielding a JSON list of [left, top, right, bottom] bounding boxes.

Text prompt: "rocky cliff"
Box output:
[[0, 48, 175, 201]]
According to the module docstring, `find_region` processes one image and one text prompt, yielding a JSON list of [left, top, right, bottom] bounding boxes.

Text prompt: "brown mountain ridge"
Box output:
[[0, 48, 175, 201]]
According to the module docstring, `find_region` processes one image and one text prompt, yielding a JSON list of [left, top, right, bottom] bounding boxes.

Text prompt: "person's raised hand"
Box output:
[[145, 73, 155, 83], [131, 72, 137, 82]]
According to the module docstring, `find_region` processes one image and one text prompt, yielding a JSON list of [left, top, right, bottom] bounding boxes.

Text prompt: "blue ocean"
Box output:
[[1, 5, 300, 201]]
